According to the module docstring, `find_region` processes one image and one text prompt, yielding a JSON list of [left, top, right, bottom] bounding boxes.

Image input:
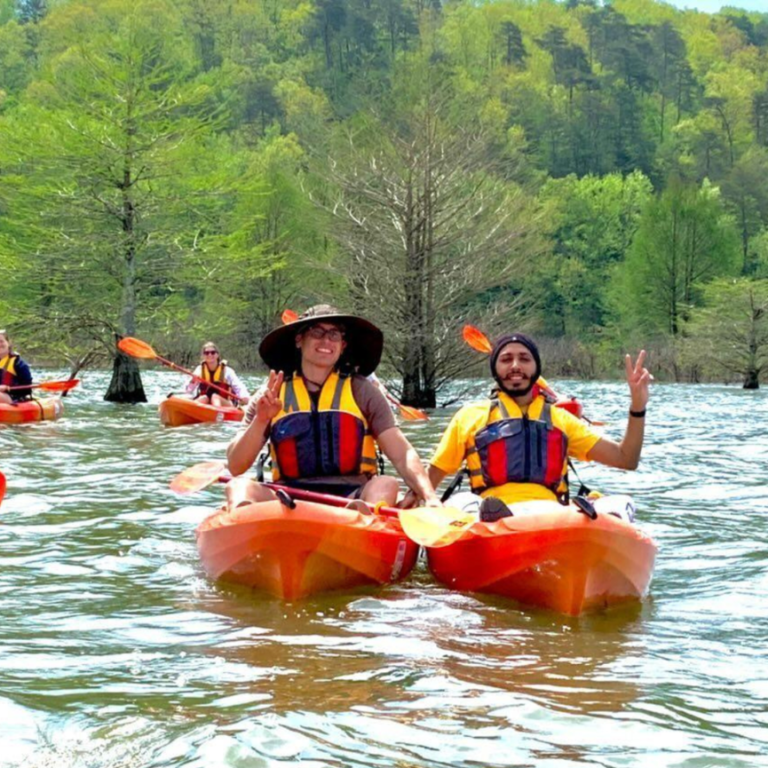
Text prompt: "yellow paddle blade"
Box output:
[[281, 309, 299, 324], [170, 460, 226, 494], [117, 337, 157, 360], [462, 325, 493, 354], [399, 506, 476, 548]]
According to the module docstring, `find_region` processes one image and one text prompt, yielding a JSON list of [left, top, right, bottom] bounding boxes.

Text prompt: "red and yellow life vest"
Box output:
[[466, 395, 569, 497], [269, 372, 378, 482], [0, 355, 19, 387], [199, 362, 230, 398]]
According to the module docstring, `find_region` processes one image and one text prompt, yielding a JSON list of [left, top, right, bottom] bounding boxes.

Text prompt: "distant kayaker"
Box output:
[[426, 333, 651, 521], [0, 330, 33, 404], [185, 342, 249, 407], [226, 305, 441, 510]]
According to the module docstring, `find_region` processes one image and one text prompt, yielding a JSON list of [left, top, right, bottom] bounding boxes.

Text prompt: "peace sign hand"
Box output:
[[625, 350, 652, 410], [254, 369, 284, 423]]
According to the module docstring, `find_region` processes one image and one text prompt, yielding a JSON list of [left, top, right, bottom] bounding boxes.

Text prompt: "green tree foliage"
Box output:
[[682, 278, 768, 389], [537, 170, 653, 337], [613, 180, 740, 341], [0, 0, 221, 400], [1, 0, 768, 388]]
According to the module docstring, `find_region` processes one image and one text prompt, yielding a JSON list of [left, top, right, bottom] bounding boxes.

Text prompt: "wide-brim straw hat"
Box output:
[[259, 304, 384, 376]]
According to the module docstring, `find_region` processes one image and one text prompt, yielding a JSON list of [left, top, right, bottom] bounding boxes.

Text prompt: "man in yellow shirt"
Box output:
[[428, 332, 651, 520]]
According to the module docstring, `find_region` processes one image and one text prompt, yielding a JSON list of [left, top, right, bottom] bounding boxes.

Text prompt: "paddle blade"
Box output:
[[170, 460, 226, 495], [281, 309, 299, 324], [37, 379, 80, 392], [462, 325, 493, 355], [117, 337, 157, 360], [399, 404, 429, 421], [0, 470, 5, 508], [399, 506, 476, 548]]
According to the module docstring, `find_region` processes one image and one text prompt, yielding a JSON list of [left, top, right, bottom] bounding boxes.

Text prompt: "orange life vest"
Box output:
[[269, 372, 378, 482]]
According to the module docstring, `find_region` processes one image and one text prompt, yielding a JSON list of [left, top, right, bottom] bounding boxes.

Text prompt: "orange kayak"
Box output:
[[0, 397, 63, 424], [158, 396, 243, 427], [196, 498, 419, 600], [426, 502, 657, 616]]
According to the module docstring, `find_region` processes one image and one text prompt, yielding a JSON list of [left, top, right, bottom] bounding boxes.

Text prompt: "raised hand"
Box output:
[[625, 350, 652, 410], [254, 370, 284, 423]]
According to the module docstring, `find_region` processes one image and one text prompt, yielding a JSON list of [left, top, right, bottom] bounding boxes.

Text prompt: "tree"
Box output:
[[537, 170, 652, 337], [682, 277, 768, 389], [315, 77, 547, 407], [613, 179, 740, 340], [15, 0, 45, 24], [720, 147, 768, 275], [0, 0, 219, 401]]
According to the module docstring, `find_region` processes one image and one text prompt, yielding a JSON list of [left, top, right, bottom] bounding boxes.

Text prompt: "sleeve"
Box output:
[[14, 358, 33, 398], [557, 410, 602, 461], [352, 377, 397, 438], [430, 406, 475, 475], [226, 368, 249, 401], [185, 365, 202, 395]]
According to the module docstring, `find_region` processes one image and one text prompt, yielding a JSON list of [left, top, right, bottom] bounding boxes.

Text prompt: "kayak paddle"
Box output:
[[168, 461, 473, 547], [170, 460, 228, 494], [397, 505, 476, 548], [281, 310, 428, 421], [4, 379, 80, 393], [260, 483, 473, 546], [0, 470, 5, 508], [117, 337, 248, 404]]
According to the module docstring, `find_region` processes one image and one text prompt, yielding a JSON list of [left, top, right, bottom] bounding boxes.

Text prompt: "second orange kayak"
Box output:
[[196, 498, 418, 600], [426, 500, 657, 616], [158, 396, 243, 427], [0, 397, 63, 424]]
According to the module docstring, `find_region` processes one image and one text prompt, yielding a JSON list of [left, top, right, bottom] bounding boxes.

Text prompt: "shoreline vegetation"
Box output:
[[1, 0, 767, 402]]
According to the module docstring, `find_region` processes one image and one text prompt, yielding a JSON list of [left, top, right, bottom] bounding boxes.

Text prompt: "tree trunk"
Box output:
[[743, 369, 759, 389], [105, 345, 147, 403]]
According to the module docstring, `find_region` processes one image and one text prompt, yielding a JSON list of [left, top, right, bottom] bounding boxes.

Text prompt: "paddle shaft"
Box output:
[[3, 380, 76, 392], [263, 482, 399, 519]]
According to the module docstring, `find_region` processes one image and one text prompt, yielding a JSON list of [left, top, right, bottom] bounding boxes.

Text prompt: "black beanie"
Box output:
[[490, 333, 541, 395]]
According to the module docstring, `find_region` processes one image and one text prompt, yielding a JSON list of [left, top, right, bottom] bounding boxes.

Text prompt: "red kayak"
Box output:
[[158, 396, 243, 427], [424, 499, 657, 616], [196, 497, 418, 600], [0, 397, 63, 424]]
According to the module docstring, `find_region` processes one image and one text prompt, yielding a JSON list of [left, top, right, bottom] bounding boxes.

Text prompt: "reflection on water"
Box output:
[[1, 372, 767, 766]]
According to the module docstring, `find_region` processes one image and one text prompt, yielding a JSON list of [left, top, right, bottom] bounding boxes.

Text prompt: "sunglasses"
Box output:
[[203, 350, 219, 356], [305, 325, 344, 342]]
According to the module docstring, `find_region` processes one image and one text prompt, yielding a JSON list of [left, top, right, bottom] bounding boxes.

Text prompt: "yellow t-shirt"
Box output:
[[430, 392, 602, 505]]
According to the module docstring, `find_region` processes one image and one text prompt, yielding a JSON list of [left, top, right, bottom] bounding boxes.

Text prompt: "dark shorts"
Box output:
[[279, 479, 367, 499]]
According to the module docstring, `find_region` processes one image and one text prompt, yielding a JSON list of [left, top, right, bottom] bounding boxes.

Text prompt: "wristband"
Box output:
[[629, 409, 646, 418]]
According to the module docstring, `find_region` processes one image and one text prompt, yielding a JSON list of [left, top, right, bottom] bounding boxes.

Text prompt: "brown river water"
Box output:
[[1, 370, 767, 767]]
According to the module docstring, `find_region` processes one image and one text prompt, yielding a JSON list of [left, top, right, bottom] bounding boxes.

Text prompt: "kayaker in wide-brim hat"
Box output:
[[258, 304, 383, 377], [226, 303, 440, 513]]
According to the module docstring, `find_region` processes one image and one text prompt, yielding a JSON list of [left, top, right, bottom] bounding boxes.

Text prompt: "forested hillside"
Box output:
[[1, 0, 767, 401]]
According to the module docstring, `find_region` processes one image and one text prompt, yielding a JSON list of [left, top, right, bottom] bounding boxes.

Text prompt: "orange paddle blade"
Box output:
[[462, 325, 493, 354], [117, 337, 157, 359], [170, 460, 227, 495], [36, 379, 80, 392], [281, 309, 299, 324], [399, 404, 429, 421], [399, 506, 476, 548]]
